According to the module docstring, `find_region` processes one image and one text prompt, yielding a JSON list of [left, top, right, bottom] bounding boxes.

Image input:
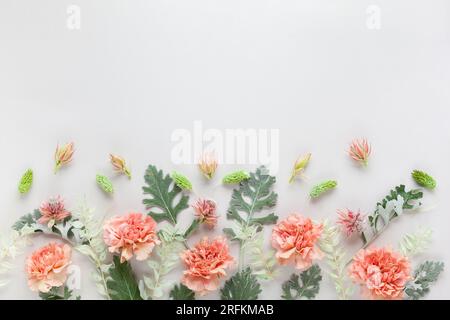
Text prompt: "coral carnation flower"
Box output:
[[103, 212, 160, 263], [272, 214, 323, 270], [181, 237, 234, 295], [26, 242, 72, 293], [349, 247, 411, 299]]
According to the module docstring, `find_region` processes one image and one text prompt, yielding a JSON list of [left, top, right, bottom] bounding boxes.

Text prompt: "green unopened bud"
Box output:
[[222, 170, 250, 184], [412, 170, 436, 190], [171, 171, 193, 191], [18, 169, 33, 194], [289, 153, 311, 183], [310, 180, 337, 199], [96, 174, 114, 194]]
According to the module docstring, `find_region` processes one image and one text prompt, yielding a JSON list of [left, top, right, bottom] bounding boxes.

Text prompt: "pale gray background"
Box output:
[[0, 0, 449, 299]]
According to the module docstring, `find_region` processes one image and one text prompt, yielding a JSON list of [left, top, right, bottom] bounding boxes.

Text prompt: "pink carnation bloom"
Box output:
[[271, 214, 323, 270], [181, 237, 235, 295], [26, 242, 72, 293], [337, 209, 366, 237], [103, 212, 160, 263], [192, 198, 218, 228], [38, 196, 71, 226], [349, 247, 411, 299]]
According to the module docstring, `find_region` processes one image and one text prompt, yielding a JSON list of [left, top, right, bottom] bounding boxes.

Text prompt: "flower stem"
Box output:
[[95, 261, 111, 300], [346, 225, 387, 266], [125, 168, 132, 179], [288, 174, 295, 184], [238, 241, 245, 271]]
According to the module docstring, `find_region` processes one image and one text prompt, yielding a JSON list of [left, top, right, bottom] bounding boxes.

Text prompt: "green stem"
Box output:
[[361, 231, 367, 245], [183, 219, 200, 239], [237, 180, 264, 271], [95, 261, 111, 300], [80, 233, 111, 300], [40, 286, 66, 300], [346, 225, 387, 266], [125, 167, 132, 179], [288, 174, 295, 184], [238, 241, 245, 271]]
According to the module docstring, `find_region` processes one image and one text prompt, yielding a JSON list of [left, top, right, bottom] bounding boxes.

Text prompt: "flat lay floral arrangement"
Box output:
[[0, 139, 444, 300]]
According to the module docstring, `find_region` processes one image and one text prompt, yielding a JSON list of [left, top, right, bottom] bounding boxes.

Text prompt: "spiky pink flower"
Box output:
[[337, 209, 366, 236], [192, 198, 218, 228], [54, 142, 74, 173], [198, 152, 218, 179], [348, 139, 371, 166], [38, 196, 71, 227]]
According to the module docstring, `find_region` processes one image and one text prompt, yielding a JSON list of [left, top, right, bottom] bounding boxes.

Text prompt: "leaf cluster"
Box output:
[[143, 165, 189, 224], [221, 267, 262, 300], [318, 222, 353, 299], [226, 166, 278, 228], [281, 265, 322, 300], [106, 256, 142, 300], [405, 261, 444, 300]]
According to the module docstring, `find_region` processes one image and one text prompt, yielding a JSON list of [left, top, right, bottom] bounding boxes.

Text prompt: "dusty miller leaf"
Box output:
[[72, 202, 110, 299], [223, 228, 237, 240], [369, 185, 423, 231], [170, 284, 195, 300], [226, 166, 278, 227], [221, 267, 262, 300], [142, 165, 189, 224], [405, 261, 444, 300], [362, 185, 423, 243], [243, 231, 278, 281], [50, 219, 78, 241], [378, 185, 423, 210], [0, 230, 31, 287], [318, 221, 353, 299], [399, 227, 433, 257], [107, 256, 142, 300], [281, 265, 322, 300], [12, 210, 42, 232], [12, 209, 81, 243], [39, 286, 79, 300], [142, 238, 184, 299]]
